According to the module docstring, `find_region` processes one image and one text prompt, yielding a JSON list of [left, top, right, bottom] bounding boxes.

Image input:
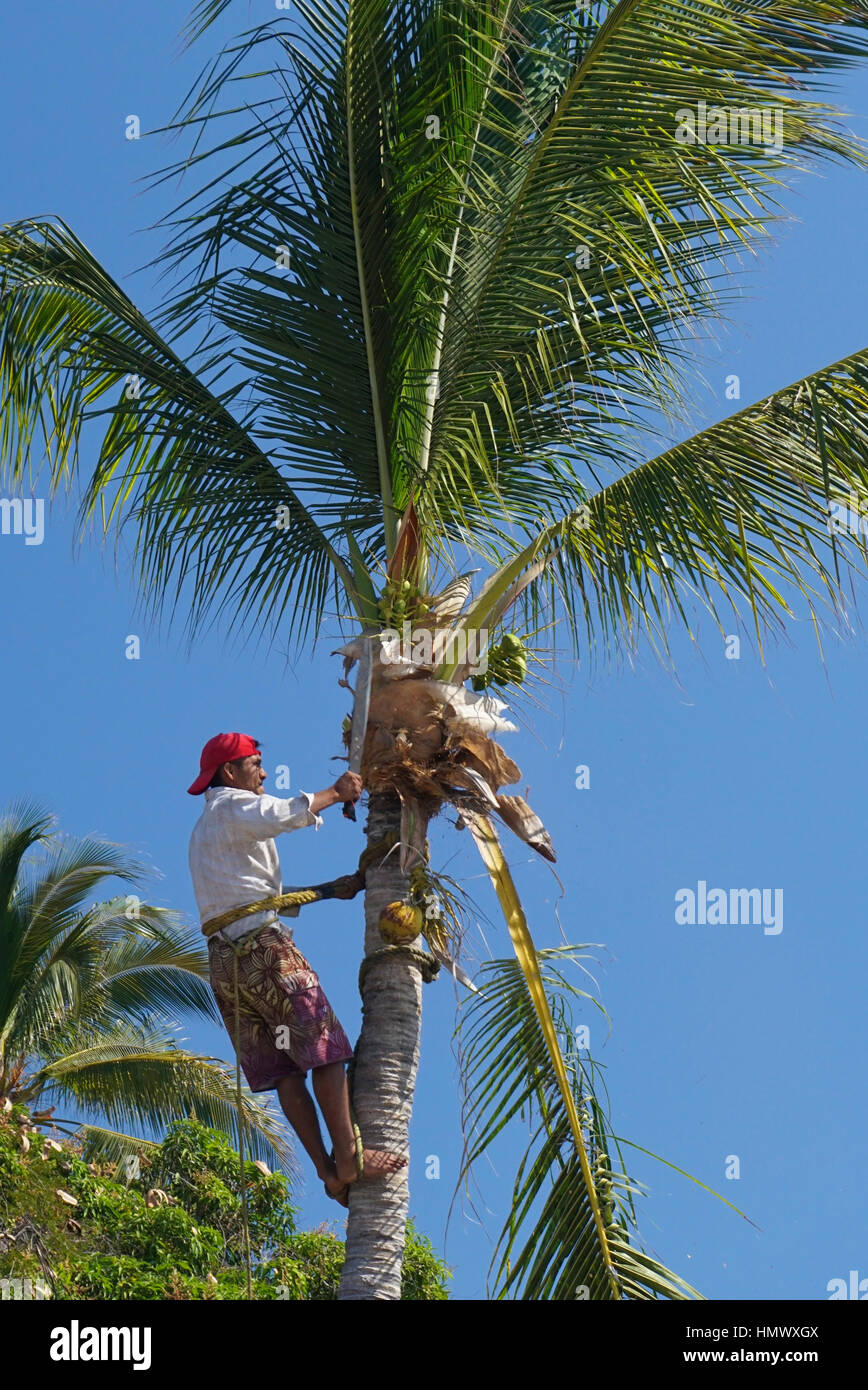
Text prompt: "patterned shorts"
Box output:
[[208, 924, 354, 1092]]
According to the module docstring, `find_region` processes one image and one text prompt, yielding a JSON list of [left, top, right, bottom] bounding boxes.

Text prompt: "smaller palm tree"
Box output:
[[0, 801, 293, 1170]]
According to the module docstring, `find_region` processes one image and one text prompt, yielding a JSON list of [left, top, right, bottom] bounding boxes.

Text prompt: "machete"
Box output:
[[343, 633, 374, 821]]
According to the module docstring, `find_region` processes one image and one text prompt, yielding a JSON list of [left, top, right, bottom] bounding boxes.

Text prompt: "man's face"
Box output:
[[222, 753, 267, 794]]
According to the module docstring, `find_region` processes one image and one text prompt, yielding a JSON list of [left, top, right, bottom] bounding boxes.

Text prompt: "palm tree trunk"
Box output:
[[338, 790, 425, 1300]]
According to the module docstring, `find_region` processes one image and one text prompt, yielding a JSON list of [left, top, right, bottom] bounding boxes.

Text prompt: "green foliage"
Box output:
[[0, 1133, 25, 1197], [399, 1223, 451, 1301], [0, 1111, 450, 1300], [267, 1230, 345, 1301], [0, 801, 293, 1170], [140, 1118, 298, 1259]]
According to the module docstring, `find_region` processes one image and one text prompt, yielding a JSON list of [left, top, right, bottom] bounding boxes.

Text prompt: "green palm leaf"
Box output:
[[5, 3, 868, 659], [0, 804, 295, 1172], [456, 947, 703, 1300], [91, 901, 223, 1027], [26, 1019, 296, 1173], [0, 219, 355, 648], [72, 1124, 160, 1168], [436, 347, 868, 673]]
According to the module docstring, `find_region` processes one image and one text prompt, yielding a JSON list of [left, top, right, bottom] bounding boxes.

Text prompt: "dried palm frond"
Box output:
[[496, 795, 556, 863], [427, 571, 478, 622]]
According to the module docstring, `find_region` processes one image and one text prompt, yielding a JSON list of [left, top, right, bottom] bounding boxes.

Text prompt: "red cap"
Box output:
[[187, 732, 260, 795]]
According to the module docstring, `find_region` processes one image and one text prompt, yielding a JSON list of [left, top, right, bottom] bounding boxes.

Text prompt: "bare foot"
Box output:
[[359, 1148, 407, 1181], [334, 1147, 407, 1185], [321, 1158, 350, 1207]]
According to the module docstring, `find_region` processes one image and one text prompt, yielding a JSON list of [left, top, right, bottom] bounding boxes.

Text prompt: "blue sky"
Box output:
[[2, 3, 867, 1300]]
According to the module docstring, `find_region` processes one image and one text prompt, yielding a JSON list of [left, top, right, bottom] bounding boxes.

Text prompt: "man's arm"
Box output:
[[279, 771, 366, 911], [223, 773, 364, 841], [307, 771, 362, 816]]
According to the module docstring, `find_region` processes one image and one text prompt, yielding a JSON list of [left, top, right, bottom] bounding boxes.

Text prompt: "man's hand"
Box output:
[[308, 772, 363, 815], [334, 771, 363, 803], [330, 870, 366, 900]]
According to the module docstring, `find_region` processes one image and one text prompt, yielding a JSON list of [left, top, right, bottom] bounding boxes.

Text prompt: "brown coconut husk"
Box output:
[[360, 668, 519, 811], [344, 640, 552, 862], [452, 732, 521, 792], [361, 670, 448, 808]]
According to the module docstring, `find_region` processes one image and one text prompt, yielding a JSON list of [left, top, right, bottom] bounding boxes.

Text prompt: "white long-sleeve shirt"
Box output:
[[188, 786, 323, 942]]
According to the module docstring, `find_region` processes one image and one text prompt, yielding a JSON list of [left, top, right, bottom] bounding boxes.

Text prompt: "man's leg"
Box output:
[[207, 937, 341, 1190], [310, 1061, 407, 1187], [275, 1073, 346, 1200], [257, 930, 405, 1188]]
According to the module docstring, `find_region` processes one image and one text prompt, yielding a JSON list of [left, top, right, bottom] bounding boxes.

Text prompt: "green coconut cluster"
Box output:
[[471, 632, 528, 691], [378, 578, 429, 627]]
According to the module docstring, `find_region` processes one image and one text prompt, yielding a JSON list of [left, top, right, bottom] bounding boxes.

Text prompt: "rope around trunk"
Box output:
[[358, 944, 440, 989]]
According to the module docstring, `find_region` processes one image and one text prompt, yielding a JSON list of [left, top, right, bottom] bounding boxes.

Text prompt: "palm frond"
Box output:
[[148, 4, 415, 553], [0, 814, 143, 1053], [28, 1020, 297, 1174], [87, 901, 223, 1027], [456, 947, 702, 1299], [152, 1, 868, 574], [74, 1124, 161, 1168], [464, 812, 623, 1294], [0, 801, 54, 915], [0, 218, 356, 649], [7, 3, 868, 652], [436, 345, 868, 673], [411, 0, 868, 542], [181, 0, 236, 47]]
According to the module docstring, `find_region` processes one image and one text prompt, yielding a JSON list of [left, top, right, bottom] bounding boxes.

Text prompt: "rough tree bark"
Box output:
[[338, 790, 427, 1300]]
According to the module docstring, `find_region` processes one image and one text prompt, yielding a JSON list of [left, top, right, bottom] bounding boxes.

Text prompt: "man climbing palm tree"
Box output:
[[187, 731, 406, 1205]]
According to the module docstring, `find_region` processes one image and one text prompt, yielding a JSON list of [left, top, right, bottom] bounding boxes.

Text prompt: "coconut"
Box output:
[[378, 902, 424, 943]]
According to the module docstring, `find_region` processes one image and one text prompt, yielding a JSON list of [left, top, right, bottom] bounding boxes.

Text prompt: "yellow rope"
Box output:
[[356, 831, 400, 877], [358, 944, 440, 990], [202, 887, 328, 938], [200, 838, 402, 938]]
